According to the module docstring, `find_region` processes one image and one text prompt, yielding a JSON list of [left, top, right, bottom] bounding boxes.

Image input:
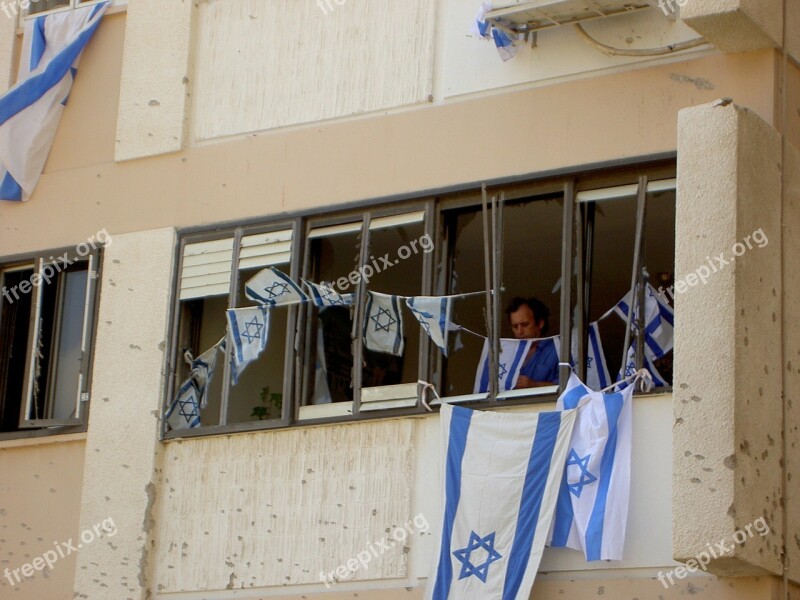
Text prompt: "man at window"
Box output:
[[506, 297, 559, 388]]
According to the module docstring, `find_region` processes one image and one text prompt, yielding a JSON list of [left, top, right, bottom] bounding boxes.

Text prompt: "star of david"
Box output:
[[410, 308, 434, 335], [240, 316, 264, 344], [320, 285, 344, 305], [624, 362, 637, 377], [370, 307, 396, 333], [497, 362, 508, 380], [177, 395, 199, 422], [586, 355, 594, 368], [262, 281, 289, 300], [566, 449, 597, 497], [452, 531, 503, 583]]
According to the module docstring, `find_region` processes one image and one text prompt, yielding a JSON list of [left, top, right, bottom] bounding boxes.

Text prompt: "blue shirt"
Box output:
[[519, 338, 559, 384]]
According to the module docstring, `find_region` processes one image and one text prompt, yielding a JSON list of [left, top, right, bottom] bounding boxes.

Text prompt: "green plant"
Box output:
[[251, 386, 283, 420]]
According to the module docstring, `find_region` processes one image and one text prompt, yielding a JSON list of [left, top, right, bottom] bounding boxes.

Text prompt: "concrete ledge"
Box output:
[[681, 0, 782, 53]]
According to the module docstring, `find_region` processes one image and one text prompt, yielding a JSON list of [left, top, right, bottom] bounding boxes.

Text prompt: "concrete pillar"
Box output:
[[673, 100, 783, 577], [72, 228, 175, 599], [115, 0, 194, 161], [680, 0, 783, 53]]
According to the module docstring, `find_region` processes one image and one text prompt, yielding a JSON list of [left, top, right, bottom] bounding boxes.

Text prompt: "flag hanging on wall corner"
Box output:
[[0, 2, 109, 201]]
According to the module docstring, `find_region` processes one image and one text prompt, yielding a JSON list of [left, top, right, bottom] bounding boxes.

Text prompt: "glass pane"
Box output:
[[303, 227, 362, 406], [50, 268, 88, 419], [589, 189, 675, 387], [226, 266, 289, 423], [362, 221, 426, 388], [443, 197, 563, 396], [27, 0, 70, 15], [0, 268, 34, 431]]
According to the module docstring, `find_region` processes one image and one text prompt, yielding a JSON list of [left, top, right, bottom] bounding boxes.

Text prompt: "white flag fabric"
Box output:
[[0, 2, 108, 201], [363, 292, 404, 356], [165, 378, 202, 430], [226, 306, 270, 384], [191, 338, 223, 409], [245, 267, 308, 306], [470, 0, 518, 62], [406, 296, 453, 356], [613, 283, 674, 360], [425, 403, 576, 600], [473, 338, 533, 393], [549, 373, 633, 560], [571, 322, 612, 391], [303, 279, 353, 309]]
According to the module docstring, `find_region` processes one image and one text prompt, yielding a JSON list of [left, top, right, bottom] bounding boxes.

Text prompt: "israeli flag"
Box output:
[[571, 322, 612, 391], [469, 1, 517, 62], [613, 283, 674, 359], [549, 373, 633, 560], [303, 279, 353, 309], [165, 379, 202, 430], [245, 267, 307, 306], [190, 339, 223, 409], [364, 292, 404, 356], [406, 296, 453, 356], [473, 338, 533, 393], [226, 306, 270, 384], [0, 2, 108, 201], [616, 343, 668, 389], [425, 403, 576, 600]]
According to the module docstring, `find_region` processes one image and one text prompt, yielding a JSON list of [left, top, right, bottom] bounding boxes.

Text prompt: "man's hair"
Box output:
[[505, 297, 550, 335]]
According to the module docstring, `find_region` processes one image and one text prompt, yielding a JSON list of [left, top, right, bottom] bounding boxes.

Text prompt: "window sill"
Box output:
[[0, 430, 87, 449], [15, 1, 126, 35]]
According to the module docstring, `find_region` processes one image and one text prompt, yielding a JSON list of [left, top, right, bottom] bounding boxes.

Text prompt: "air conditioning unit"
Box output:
[[485, 0, 655, 34]]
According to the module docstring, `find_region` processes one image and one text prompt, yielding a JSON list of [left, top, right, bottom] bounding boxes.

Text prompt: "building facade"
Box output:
[[0, 0, 798, 598]]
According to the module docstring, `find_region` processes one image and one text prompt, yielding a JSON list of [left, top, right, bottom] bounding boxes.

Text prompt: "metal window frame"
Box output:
[[164, 159, 677, 439], [0, 246, 102, 435]]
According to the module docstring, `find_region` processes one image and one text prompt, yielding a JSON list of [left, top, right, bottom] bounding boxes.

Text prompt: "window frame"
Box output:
[[21, 0, 115, 20], [164, 160, 677, 439], [0, 246, 101, 441]]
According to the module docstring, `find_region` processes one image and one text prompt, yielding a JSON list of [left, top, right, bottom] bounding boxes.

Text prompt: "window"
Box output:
[[166, 164, 676, 437], [0, 249, 99, 437], [25, 0, 105, 17]]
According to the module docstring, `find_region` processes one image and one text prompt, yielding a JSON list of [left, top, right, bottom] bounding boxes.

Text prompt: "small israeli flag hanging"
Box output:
[[226, 305, 270, 384], [406, 296, 454, 356], [364, 291, 404, 356], [245, 267, 308, 306]]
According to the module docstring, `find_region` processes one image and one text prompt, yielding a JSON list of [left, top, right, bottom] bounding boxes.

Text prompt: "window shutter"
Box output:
[[238, 229, 293, 270], [179, 238, 234, 300]]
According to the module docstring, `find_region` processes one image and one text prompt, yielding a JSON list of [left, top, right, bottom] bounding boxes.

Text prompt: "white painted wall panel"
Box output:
[[191, 0, 436, 142], [154, 420, 415, 592]]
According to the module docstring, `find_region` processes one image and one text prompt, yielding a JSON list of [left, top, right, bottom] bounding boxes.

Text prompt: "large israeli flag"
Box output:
[[0, 2, 108, 201], [425, 403, 576, 600], [364, 291, 404, 356], [245, 267, 307, 306], [549, 373, 633, 560], [473, 338, 533, 393], [613, 283, 674, 359], [406, 296, 453, 356], [226, 306, 270, 384]]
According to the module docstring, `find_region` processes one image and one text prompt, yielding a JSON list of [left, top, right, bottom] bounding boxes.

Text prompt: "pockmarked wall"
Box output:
[[0, 437, 86, 600]]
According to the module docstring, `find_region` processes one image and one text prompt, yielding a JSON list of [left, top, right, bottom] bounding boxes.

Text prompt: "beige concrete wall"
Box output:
[[0, 10, 17, 93], [0, 436, 86, 600], [674, 100, 784, 577], [72, 228, 176, 600], [0, 47, 777, 258], [681, 0, 783, 52]]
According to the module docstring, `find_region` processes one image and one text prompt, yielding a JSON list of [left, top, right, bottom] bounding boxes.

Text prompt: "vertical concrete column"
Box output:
[[0, 10, 18, 93], [674, 101, 783, 576], [115, 0, 194, 161], [680, 0, 783, 53], [73, 228, 175, 599]]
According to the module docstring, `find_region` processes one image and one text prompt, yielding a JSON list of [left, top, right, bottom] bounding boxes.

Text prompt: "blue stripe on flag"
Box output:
[[31, 17, 47, 71], [588, 326, 609, 389], [550, 470, 575, 548], [431, 406, 472, 600], [504, 341, 528, 390], [439, 297, 447, 350], [229, 312, 246, 364], [391, 295, 403, 355], [584, 391, 625, 560], [0, 8, 105, 126], [560, 383, 589, 410], [0, 171, 23, 201], [502, 411, 562, 599]]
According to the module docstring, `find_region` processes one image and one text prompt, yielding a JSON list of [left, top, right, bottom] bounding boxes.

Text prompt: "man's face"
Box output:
[[509, 305, 543, 339]]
